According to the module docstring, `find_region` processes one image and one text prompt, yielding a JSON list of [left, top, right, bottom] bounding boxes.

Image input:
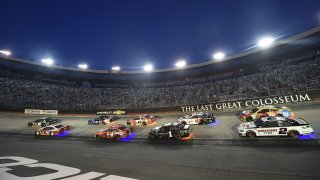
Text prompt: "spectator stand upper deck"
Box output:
[[0, 27, 319, 113]]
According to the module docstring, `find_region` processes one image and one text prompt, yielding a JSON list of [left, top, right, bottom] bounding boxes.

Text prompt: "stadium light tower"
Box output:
[[175, 59, 186, 68], [0, 50, 11, 56], [41, 58, 54, 65], [112, 66, 121, 71], [258, 37, 274, 48], [213, 52, 225, 60], [78, 63, 88, 69], [143, 64, 153, 72]]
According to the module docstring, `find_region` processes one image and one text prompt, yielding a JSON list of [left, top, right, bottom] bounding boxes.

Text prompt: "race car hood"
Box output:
[[239, 121, 256, 129], [151, 126, 161, 132]]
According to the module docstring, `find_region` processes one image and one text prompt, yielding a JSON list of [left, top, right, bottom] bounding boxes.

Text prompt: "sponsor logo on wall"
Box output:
[[181, 93, 312, 112], [24, 109, 58, 115]]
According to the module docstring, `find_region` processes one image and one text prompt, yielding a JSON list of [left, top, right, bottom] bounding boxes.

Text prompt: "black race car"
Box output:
[[27, 117, 61, 127], [148, 122, 192, 139]]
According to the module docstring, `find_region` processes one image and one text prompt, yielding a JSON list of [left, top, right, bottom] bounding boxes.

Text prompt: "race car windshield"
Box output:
[[254, 119, 264, 127]]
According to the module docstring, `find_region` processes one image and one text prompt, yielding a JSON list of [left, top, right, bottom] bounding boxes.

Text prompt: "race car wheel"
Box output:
[[246, 131, 256, 139], [50, 132, 55, 136], [115, 135, 121, 141], [142, 121, 147, 126], [246, 116, 253, 122], [180, 121, 187, 125], [35, 131, 40, 136], [173, 133, 181, 140], [96, 135, 101, 140], [148, 133, 156, 139], [288, 130, 299, 139]]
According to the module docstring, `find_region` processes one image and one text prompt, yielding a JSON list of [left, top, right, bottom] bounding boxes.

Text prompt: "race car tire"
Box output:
[[288, 130, 299, 139], [35, 131, 40, 136], [246, 131, 256, 139], [148, 133, 156, 139], [198, 120, 204, 125], [50, 132, 55, 136], [180, 121, 187, 125], [142, 121, 147, 126], [127, 122, 131, 126], [246, 116, 253, 122], [115, 135, 121, 141], [96, 135, 101, 140], [173, 133, 181, 140]]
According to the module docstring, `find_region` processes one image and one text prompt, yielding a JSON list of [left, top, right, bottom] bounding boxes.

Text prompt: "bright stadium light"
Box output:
[[112, 66, 121, 71], [213, 52, 225, 60], [78, 63, 88, 69], [175, 60, 186, 68], [258, 37, 274, 48], [143, 64, 153, 72], [0, 50, 11, 56], [41, 58, 54, 65]]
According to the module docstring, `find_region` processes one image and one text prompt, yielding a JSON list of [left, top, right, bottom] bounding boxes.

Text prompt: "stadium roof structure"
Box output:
[[0, 26, 320, 83]]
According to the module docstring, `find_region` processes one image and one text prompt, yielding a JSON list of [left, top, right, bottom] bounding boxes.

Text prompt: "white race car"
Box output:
[[238, 117, 313, 138], [178, 112, 215, 125]]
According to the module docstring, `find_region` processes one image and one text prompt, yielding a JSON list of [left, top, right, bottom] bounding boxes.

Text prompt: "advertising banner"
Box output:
[[24, 109, 58, 115]]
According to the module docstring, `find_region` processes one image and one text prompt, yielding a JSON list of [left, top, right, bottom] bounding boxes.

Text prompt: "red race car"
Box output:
[[95, 124, 134, 140]]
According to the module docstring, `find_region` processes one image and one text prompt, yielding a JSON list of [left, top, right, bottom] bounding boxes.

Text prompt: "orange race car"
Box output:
[[35, 124, 70, 136], [126, 114, 156, 126], [95, 124, 134, 140]]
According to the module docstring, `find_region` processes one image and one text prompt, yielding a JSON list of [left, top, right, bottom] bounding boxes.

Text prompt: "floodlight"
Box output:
[[41, 58, 54, 65], [112, 66, 121, 71], [143, 64, 153, 71], [213, 52, 225, 60], [0, 50, 11, 56], [78, 64, 88, 69], [175, 60, 186, 68], [258, 37, 274, 48]]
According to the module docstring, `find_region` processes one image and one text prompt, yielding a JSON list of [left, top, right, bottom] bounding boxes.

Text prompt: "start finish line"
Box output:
[[0, 156, 138, 180]]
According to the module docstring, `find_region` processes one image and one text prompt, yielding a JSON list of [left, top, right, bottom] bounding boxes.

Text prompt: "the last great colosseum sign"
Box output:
[[180, 93, 312, 112]]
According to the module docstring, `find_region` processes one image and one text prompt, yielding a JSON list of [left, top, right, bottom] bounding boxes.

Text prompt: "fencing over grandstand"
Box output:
[[0, 27, 319, 113]]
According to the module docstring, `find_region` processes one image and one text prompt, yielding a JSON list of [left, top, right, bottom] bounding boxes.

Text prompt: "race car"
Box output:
[[95, 124, 134, 140], [88, 115, 117, 125], [35, 124, 70, 136], [240, 105, 294, 121], [238, 117, 313, 139], [148, 122, 192, 140], [127, 114, 156, 126], [178, 112, 215, 125], [28, 117, 61, 127]]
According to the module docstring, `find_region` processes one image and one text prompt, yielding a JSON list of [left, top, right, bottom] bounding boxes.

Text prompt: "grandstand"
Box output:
[[0, 27, 319, 112]]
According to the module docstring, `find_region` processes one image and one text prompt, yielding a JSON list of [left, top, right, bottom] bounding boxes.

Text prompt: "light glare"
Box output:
[[78, 64, 88, 69], [0, 50, 11, 56], [258, 37, 274, 48], [41, 58, 54, 65], [144, 64, 153, 71], [175, 60, 186, 68], [213, 52, 225, 60], [112, 66, 120, 71]]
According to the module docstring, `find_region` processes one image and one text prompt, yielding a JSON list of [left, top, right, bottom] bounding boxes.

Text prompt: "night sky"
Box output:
[[0, 0, 319, 70]]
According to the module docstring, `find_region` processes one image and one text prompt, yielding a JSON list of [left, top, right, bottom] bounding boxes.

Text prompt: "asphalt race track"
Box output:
[[1, 102, 320, 180]]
